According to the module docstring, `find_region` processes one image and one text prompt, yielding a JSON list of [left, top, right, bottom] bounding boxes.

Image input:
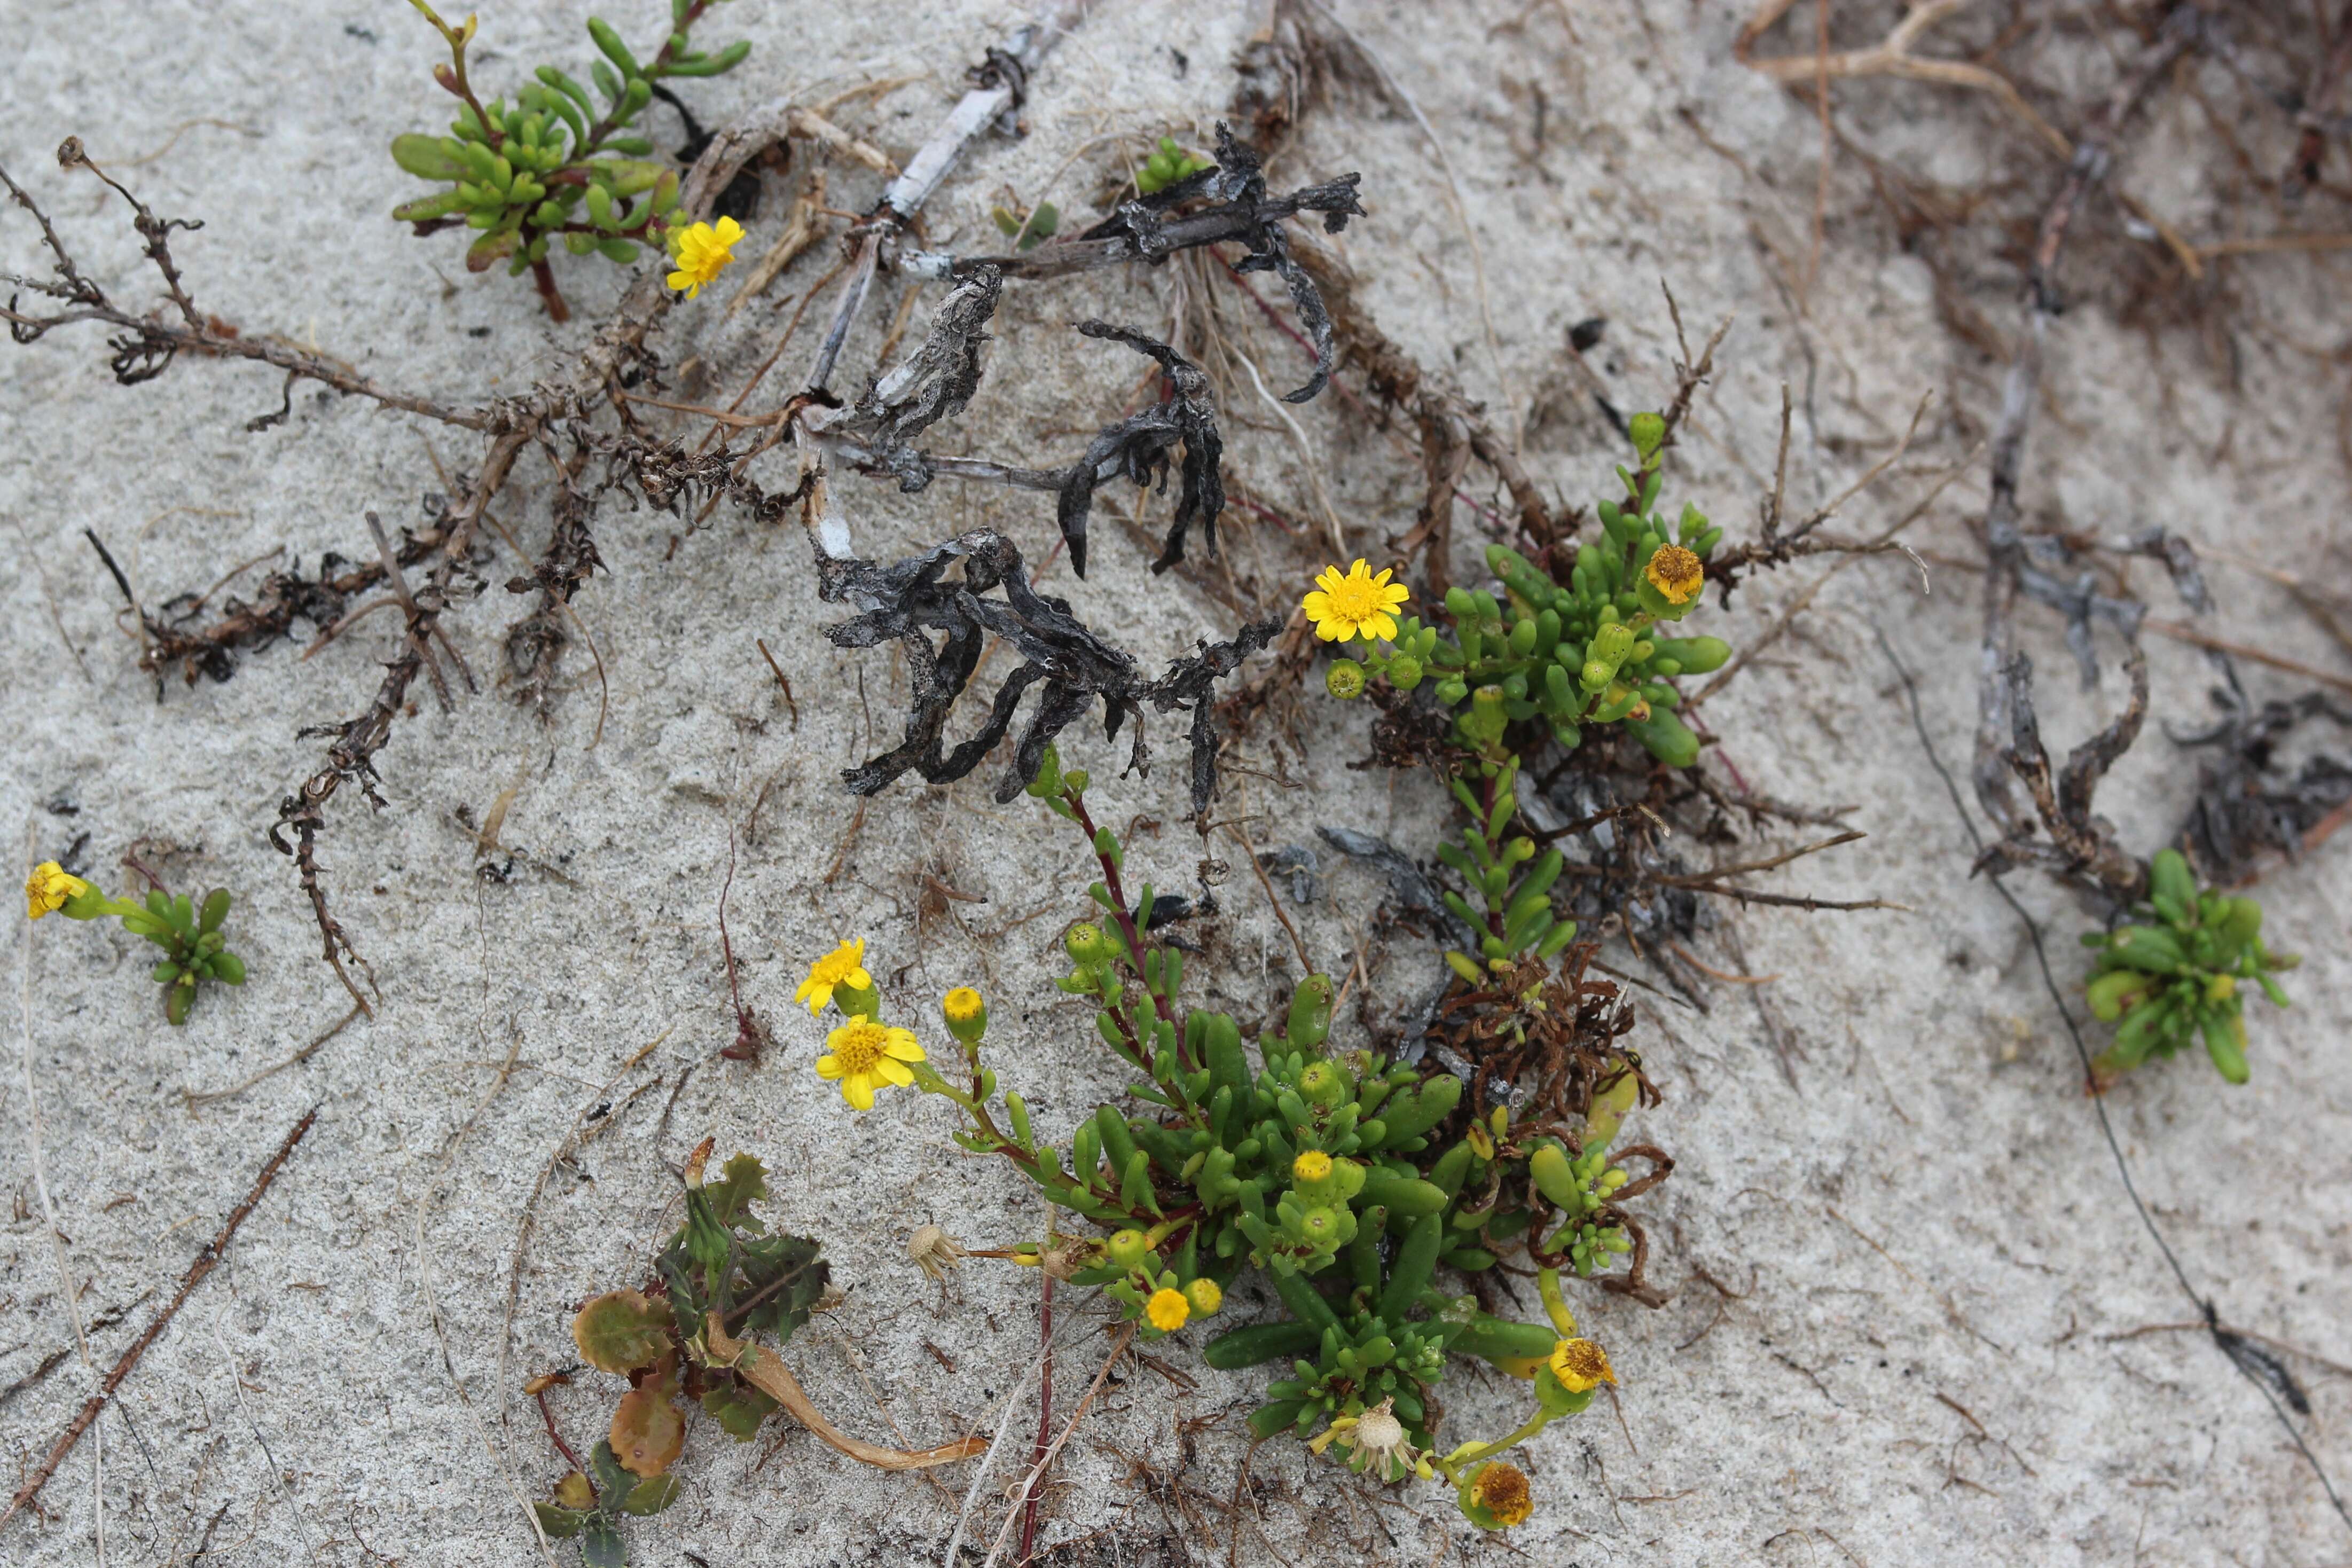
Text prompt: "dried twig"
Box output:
[[0, 1108, 318, 1533]]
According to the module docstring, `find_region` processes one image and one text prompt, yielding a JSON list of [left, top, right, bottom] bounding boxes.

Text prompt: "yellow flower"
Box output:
[[796, 939, 872, 1015], [1548, 1336, 1617, 1392], [1292, 1150, 1332, 1182], [1183, 1278, 1223, 1318], [1642, 544, 1704, 606], [1467, 1461, 1533, 1526], [1303, 559, 1409, 644], [943, 987, 984, 1025], [25, 862, 87, 921], [664, 216, 743, 299], [1144, 1287, 1190, 1332], [816, 1016, 925, 1110]]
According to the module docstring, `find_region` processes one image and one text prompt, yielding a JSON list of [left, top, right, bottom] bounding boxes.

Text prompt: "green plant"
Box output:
[[1133, 135, 1214, 194], [1321, 413, 1729, 769], [991, 200, 1060, 250], [547, 1145, 983, 1564], [531, 1438, 681, 1567], [2081, 848, 2296, 1084], [796, 747, 1665, 1530], [25, 861, 248, 1024], [389, 0, 749, 319]]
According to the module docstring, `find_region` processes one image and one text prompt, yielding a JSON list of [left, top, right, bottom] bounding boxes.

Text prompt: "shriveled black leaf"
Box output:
[[845, 266, 1003, 491], [1055, 322, 1224, 578], [815, 528, 1277, 817], [2169, 668, 2352, 883]]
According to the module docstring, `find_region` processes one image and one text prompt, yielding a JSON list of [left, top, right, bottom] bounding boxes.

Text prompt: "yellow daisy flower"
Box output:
[[1547, 1336, 1618, 1392], [25, 862, 88, 921], [795, 939, 872, 1015], [1302, 559, 1410, 644], [1642, 544, 1704, 607], [1144, 1287, 1191, 1332], [816, 1016, 925, 1110], [665, 216, 744, 299]]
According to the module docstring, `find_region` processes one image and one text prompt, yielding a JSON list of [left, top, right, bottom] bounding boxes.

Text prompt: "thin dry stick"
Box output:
[[1737, 0, 2070, 156], [1692, 442, 1975, 704], [1223, 820, 1315, 974], [179, 1003, 366, 1108], [0, 1106, 318, 1532], [1232, 343, 1347, 558], [1303, 0, 1522, 453], [2140, 618, 2352, 696], [978, 1323, 1137, 1568]]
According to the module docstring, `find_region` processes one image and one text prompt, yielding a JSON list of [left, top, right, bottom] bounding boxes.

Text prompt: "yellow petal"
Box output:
[[814, 1054, 845, 1080], [1314, 618, 1345, 641], [667, 270, 697, 296], [875, 1057, 914, 1087], [883, 1036, 927, 1062], [843, 1075, 877, 1110], [1366, 613, 1398, 642], [1302, 591, 1330, 619], [846, 965, 872, 989]]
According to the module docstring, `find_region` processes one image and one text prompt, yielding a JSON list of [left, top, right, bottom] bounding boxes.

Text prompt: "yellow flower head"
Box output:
[[1548, 1336, 1618, 1392], [1292, 1150, 1333, 1183], [816, 1016, 925, 1111], [1468, 1461, 1533, 1526], [25, 862, 88, 921], [943, 987, 984, 1025], [664, 216, 744, 299], [796, 939, 872, 1015], [1183, 1277, 1223, 1318], [1642, 544, 1704, 607], [1144, 1287, 1191, 1332], [1303, 559, 1410, 645]]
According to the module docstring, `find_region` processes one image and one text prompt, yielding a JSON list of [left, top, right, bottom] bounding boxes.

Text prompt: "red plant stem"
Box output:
[[1059, 786, 1191, 1070], [529, 258, 573, 323], [537, 1386, 586, 1475], [1017, 1266, 1055, 1563]]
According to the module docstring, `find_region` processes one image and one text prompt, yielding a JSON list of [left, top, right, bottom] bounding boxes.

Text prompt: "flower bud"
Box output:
[[1326, 659, 1367, 700], [941, 986, 989, 1045], [1065, 923, 1110, 967], [1388, 654, 1424, 689], [1106, 1229, 1151, 1269], [1457, 1461, 1534, 1528], [1183, 1278, 1224, 1318]]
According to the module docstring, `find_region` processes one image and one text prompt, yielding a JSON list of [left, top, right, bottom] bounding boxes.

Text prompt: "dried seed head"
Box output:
[[907, 1224, 968, 1281]]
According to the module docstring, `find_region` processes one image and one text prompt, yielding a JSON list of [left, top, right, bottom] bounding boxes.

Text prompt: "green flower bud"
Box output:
[[1326, 659, 1367, 700], [1106, 1229, 1152, 1269], [1066, 923, 1109, 966], [1389, 654, 1424, 690], [1628, 411, 1665, 464], [942, 987, 989, 1046]]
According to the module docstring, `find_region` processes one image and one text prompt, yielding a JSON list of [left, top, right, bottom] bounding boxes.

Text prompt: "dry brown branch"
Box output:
[[0, 1108, 317, 1533], [1971, 7, 2202, 875], [1736, 0, 2069, 156]]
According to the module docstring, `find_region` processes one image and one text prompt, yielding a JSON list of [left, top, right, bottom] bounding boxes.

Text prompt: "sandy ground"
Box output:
[[3, 1, 2349, 1565]]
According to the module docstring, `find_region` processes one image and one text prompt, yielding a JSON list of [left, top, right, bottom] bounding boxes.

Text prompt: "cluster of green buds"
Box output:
[[1527, 1138, 1632, 1277], [1435, 755, 1577, 970], [2082, 849, 2295, 1084], [1327, 414, 1729, 768], [26, 863, 247, 1024], [390, 0, 746, 313], [1134, 135, 1216, 194]]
